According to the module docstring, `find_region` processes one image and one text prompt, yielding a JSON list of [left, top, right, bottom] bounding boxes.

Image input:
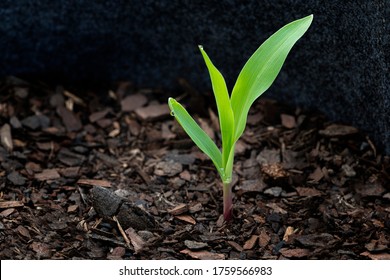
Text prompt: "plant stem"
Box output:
[[223, 181, 233, 221]]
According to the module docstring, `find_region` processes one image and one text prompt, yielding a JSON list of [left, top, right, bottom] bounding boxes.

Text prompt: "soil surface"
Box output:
[[0, 77, 389, 260]]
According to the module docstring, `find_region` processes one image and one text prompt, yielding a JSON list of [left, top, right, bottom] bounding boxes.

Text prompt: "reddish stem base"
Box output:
[[223, 182, 233, 221]]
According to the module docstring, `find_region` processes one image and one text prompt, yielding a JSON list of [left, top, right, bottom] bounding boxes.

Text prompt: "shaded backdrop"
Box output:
[[0, 0, 388, 153]]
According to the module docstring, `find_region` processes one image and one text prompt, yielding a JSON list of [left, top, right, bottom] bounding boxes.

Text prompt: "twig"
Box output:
[[113, 215, 131, 248]]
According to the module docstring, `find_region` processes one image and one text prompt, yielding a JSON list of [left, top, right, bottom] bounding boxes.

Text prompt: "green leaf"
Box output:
[[168, 98, 223, 173], [223, 144, 235, 183], [198, 46, 234, 169], [231, 14, 313, 141]]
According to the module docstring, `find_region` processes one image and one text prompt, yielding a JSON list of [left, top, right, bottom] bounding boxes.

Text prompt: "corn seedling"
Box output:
[[168, 15, 313, 220]]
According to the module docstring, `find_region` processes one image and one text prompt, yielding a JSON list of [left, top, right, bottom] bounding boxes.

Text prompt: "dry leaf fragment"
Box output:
[[121, 94, 147, 112], [235, 179, 267, 195], [253, 214, 266, 224], [208, 108, 220, 131], [319, 124, 358, 137], [189, 203, 203, 213], [161, 122, 176, 139], [264, 186, 283, 197], [154, 160, 183, 177], [0, 124, 13, 151], [0, 208, 15, 217], [279, 248, 311, 258], [58, 167, 80, 178], [7, 171, 26, 186], [354, 182, 386, 197], [261, 163, 289, 178], [179, 170, 192, 181], [0, 201, 24, 208], [77, 178, 112, 187], [180, 249, 225, 260], [16, 225, 31, 239], [283, 226, 295, 242], [198, 117, 215, 141], [235, 139, 248, 155], [31, 242, 52, 258], [175, 215, 196, 224], [168, 203, 188, 215], [109, 121, 121, 137], [228, 241, 244, 252], [266, 202, 288, 214], [67, 205, 79, 213], [259, 229, 271, 247], [96, 118, 112, 128], [125, 117, 141, 136], [14, 87, 29, 98], [184, 240, 208, 250], [64, 90, 86, 106], [243, 235, 259, 250], [341, 164, 356, 177], [135, 104, 170, 121], [125, 227, 145, 254], [281, 114, 296, 128], [296, 233, 335, 247], [365, 239, 388, 252], [89, 108, 111, 123], [57, 106, 82, 132], [12, 139, 26, 148], [34, 169, 60, 181], [257, 148, 281, 165], [36, 141, 55, 151], [295, 187, 322, 197], [107, 247, 126, 259], [308, 167, 324, 182], [360, 251, 390, 260]]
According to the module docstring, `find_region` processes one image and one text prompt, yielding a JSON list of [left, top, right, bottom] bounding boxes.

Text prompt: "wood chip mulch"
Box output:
[[0, 77, 389, 260]]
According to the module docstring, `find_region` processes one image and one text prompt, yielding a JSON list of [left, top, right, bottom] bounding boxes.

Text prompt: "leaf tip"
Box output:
[[305, 14, 314, 24], [168, 97, 175, 110]]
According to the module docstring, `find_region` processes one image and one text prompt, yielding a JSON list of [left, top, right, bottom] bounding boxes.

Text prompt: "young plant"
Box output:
[[168, 15, 313, 221]]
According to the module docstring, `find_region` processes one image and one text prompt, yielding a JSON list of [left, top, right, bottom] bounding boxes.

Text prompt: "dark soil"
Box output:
[[0, 77, 389, 260]]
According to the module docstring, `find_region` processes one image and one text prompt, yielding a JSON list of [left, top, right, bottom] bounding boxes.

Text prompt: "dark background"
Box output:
[[0, 0, 388, 153]]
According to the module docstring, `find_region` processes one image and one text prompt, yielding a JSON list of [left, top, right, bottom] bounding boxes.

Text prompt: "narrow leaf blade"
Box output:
[[231, 15, 313, 141], [199, 46, 234, 168], [223, 144, 235, 184], [168, 98, 222, 170]]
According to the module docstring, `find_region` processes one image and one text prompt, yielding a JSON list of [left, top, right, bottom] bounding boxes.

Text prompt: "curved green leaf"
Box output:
[[168, 98, 223, 173], [198, 46, 234, 168], [231, 14, 313, 141]]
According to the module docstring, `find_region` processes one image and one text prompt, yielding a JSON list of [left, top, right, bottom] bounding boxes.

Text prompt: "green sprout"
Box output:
[[168, 15, 313, 221]]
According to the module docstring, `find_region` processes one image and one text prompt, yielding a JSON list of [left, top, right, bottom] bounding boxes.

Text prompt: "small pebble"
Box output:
[[138, 230, 154, 241], [264, 186, 283, 197], [10, 116, 22, 129], [154, 160, 183, 177], [383, 193, 390, 200], [114, 189, 131, 199], [170, 177, 185, 187], [184, 240, 208, 250], [7, 171, 26, 186], [165, 152, 195, 165], [163, 227, 174, 235], [21, 115, 50, 130], [341, 164, 356, 177]]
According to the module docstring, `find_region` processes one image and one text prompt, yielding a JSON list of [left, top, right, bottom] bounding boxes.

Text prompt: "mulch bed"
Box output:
[[0, 77, 389, 260]]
